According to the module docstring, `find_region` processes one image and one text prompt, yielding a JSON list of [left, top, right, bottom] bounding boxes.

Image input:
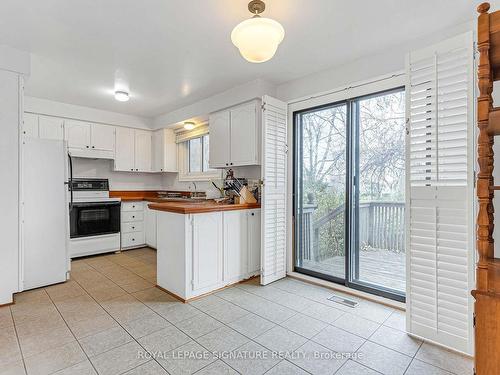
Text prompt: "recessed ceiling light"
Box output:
[[184, 122, 195, 130], [231, 0, 285, 63], [114, 90, 129, 102]]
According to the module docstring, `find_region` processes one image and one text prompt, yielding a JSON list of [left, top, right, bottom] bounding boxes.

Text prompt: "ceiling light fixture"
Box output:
[[184, 122, 195, 130], [114, 90, 129, 102], [231, 0, 284, 63]]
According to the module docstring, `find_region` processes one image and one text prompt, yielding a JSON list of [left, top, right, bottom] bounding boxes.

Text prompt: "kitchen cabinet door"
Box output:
[[134, 129, 152, 172], [208, 110, 231, 168], [224, 210, 248, 282], [91, 124, 115, 152], [114, 127, 135, 171], [145, 205, 157, 248], [163, 129, 177, 172], [23, 113, 38, 138], [230, 102, 259, 166], [191, 212, 223, 291], [153, 129, 177, 173], [247, 209, 261, 274], [152, 130, 165, 172], [39, 115, 64, 140], [65, 120, 91, 151]]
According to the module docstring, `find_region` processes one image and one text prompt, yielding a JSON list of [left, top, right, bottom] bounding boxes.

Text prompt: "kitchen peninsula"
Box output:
[[148, 200, 261, 301]]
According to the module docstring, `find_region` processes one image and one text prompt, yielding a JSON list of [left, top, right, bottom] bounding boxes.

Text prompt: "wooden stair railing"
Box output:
[[473, 3, 500, 375]]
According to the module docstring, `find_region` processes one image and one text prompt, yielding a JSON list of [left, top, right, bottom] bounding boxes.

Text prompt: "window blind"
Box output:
[[405, 32, 475, 355]]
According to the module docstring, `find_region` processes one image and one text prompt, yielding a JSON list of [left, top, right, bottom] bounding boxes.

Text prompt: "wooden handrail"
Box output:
[[476, 2, 495, 292]]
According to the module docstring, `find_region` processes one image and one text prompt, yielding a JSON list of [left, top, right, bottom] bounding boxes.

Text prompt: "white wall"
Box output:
[[276, 20, 474, 103], [153, 79, 276, 129], [0, 46, 29, 305], [72, 158, 164, 191], [162, 165, 261, 192], [25, 96, 153, 129]]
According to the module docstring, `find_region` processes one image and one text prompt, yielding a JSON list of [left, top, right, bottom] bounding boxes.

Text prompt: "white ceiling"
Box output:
[[0, 0, 485, 118]]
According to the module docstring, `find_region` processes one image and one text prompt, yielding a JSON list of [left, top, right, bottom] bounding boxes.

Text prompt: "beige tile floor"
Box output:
[[0, 247, 473, 375]]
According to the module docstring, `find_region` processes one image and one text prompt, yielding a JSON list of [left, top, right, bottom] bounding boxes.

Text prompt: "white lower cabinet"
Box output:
[[224, 210, 247, 283], [145, 205, 157, 249], [247, 209, 261, 274], [191, 212, 224, 292], [121, 201, 146, 249], [223, 209, 261, 283], [156, 208, 261, 300]]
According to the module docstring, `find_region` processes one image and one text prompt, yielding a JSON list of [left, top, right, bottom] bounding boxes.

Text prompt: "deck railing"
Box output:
[[300, 201, 405, 262]]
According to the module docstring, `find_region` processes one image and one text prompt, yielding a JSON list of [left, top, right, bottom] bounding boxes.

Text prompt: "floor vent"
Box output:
[[327, 294, 358, 308]]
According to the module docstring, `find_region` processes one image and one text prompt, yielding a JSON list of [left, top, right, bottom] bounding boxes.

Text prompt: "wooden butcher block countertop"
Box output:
[[147, 200, 261, 214], [110, 190, 260, 213]]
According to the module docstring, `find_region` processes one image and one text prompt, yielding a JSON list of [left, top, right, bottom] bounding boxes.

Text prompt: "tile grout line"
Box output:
[[71, 258, 170, 372], [237, 280, 435, 367], [268, 280, 396, 323], [76, 251, 239, 374], [44, 285, 102, 375], [79, 257, 463, 375], [18, 249, 468, 375], [8, 304, 29, 375], [237, 282, 426, 375]]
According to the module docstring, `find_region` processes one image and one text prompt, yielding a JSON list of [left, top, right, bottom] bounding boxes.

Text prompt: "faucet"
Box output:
[[190, 181, 197, 198]]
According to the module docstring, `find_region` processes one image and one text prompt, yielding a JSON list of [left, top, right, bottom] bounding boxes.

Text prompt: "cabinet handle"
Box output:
[[132, 226, 135, 229], [230, 163, 233, 165], [92, 146, 95, 148], [226, 163, 229, 166], [132, 216, 135, 218], [130, 168, 134, 171], [86, 145, 89, 148], [251, 213, 255, 216], [132, 238, 135, 241]]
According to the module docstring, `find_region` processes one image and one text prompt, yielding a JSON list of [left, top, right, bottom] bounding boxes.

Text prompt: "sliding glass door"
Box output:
[[294, 102, 348, 282], [294, 88, 406, 301]]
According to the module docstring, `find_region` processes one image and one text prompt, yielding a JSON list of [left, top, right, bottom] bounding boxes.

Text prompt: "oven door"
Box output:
[[70, 201, 121, 238]]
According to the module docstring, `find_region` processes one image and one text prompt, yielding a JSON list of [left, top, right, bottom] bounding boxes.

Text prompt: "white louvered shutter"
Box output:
[[405, 32, 475, 355], [260, 95, 288, 285]]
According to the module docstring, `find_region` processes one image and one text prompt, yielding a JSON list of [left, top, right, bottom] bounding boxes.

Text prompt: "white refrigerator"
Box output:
[[21, 137, 69, 290]]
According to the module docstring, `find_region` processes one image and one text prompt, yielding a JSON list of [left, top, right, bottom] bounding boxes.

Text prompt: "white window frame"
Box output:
[[178, 135, 222, 182]]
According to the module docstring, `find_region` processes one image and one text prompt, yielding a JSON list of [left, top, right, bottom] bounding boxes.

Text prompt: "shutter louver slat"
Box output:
[[406, 32, 474, 355], [260, 95, 288, 286]]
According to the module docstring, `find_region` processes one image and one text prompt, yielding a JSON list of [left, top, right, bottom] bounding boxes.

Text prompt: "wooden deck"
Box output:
[[302, 249, 406, 292]]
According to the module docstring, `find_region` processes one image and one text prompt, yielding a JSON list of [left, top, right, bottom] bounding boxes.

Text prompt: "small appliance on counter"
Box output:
[[68, 178, 121, 258]]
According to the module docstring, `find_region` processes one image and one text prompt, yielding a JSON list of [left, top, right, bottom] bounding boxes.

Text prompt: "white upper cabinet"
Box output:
[[152, 128, 177, 172], [134, 129, 152, 172], [91, 124, 115, 153], [39, 115, 64, 140], [208, 100, 260, 168], [23, 113, 39, 138], [114, 127, 152, 172], [209, 110, 231, 168], [65, 120, 114, 159], [65, 120, 91, 151], [115, 127, 135, 171], [230, 102, 259, 166]]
